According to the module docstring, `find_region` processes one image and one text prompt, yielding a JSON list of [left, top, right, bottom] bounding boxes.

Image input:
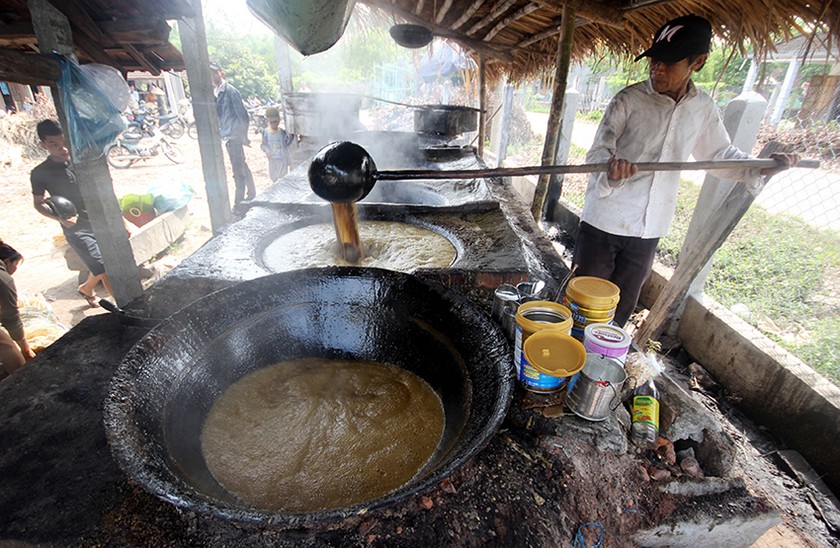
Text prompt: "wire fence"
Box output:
[[556, 108, 840, 385]]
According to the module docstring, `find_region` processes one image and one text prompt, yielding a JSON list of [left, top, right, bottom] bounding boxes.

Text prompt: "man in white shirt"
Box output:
[[575, 14, 797, 327]]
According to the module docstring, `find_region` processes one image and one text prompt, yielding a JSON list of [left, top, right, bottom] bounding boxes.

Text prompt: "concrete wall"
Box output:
[[64, 206, 188, 271], [518, 173, 840, 494]]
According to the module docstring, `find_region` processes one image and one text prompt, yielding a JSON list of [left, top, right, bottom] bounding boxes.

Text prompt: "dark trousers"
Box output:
[[572, 222, 659, 327], [63, 218, 106, 277], [225, 140, 255, 204]]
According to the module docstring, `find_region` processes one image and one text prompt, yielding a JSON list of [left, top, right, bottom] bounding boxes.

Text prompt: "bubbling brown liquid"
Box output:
[[262, 221, 457, 273], [201, 358, 445, 512]]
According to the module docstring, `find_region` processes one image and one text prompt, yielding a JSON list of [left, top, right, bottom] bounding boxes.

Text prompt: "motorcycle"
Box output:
[[105, 128, 185, 169], [157, 113, 188, 139], [125, 110, 187, 140], [124, 110, 156, 139]]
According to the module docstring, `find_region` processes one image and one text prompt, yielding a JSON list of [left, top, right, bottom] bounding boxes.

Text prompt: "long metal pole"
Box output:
[[374, 158, 819, 181]]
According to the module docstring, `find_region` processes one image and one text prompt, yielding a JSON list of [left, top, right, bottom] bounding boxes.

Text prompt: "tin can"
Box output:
[[583, 323, 631, 364], [502, 300, 519, 342], [514, 301, 573, 385], [521, 330, 586, 393], [516, 279, 546, 301], [566, 354, 627, 421], [491, 284, 519, 325]]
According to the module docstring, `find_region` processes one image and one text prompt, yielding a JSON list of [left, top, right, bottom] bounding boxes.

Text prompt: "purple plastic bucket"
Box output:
[[583, 323, 631, 364]]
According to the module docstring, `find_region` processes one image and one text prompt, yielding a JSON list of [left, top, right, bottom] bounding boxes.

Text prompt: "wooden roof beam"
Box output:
[[517, 18, 560, 47], [515, 14, 590, 47], [415, 0, 425, 15], [123, 42, 162, 74], [533, 0, 624, 28], [0, 47, 60, 85], [100, 19, 172, 44], [435, 0, 455, 24], [451, 0, 487, 30], [365, 0, 515, 62], [48, 0, 113, 46], [467, 0, 517, 36], [72, 29, 118, 65], [0, 22, 35, 40], [483, 2, 542, 42], [620, 0, 673, 12]]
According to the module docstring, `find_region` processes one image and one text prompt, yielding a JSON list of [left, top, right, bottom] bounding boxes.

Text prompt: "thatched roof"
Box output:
[[0, 0, 191, 75], [362, 0, 840, 79]]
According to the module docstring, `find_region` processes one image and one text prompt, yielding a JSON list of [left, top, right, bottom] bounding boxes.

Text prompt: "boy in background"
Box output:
[[260, 106, 294, 181]]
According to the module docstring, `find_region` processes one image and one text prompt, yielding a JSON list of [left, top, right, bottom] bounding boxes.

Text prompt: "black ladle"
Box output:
[[308, 141, 819, 204]]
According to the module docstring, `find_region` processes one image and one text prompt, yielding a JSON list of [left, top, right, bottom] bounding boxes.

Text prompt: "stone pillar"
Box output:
[[545, 88, 580, 221], [680, 92, 768, 299], [495, 83, 514, 167], [488, 78, 505, 159], [769, 58, 802, 126], [742, 57, 759, 94]]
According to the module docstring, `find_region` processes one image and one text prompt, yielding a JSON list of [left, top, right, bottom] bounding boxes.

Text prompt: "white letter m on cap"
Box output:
[[657, 24, 684, 43]]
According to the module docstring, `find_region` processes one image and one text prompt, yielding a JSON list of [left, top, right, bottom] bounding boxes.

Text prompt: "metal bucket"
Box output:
[[566, 354, 627, 422]]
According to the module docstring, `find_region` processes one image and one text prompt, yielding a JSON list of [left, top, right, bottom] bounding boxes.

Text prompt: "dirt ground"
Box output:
[[0, 130, 271, 332]]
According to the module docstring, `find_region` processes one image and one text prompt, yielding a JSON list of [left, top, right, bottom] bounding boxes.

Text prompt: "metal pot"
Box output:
[[104, 267, 513, 527], [284, 92, 363, 138], [389, 24, 433, 48], [414, 105, 479, 136]]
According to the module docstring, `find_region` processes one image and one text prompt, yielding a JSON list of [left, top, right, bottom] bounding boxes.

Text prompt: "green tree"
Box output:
[[169, 19, 279, 101], [205, 22, 279, 101]]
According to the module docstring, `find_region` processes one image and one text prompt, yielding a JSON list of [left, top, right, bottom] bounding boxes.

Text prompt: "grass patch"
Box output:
[[657, 179, 702, 266], [656, 183, 840, 384], [576, 110, 604, 123]]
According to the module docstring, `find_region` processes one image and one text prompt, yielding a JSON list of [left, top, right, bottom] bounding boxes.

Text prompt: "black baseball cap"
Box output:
[[209, 60, 222, 71], [634, 15, 712, 63]]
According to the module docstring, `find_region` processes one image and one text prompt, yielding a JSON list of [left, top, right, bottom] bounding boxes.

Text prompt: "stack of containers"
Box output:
[[563, 276, 620, 341]]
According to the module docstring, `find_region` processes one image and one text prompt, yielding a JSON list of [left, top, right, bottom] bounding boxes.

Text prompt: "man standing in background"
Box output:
[[209, 60, 255, 213]]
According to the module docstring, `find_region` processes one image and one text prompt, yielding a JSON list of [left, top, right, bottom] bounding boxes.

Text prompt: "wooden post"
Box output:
[[632, 142, 781, 345], [531, 2, 577, 221], [478, 54, 486, 158], [178, 0, 231, 233], [30, 0, 143, 306]]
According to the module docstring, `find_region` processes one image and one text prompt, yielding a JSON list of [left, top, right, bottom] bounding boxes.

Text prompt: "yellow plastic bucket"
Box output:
[[521, 330, 587, 393], [513, 301, 572, 384], [566, 277, 620, 309], [564, 276, 619, 340]]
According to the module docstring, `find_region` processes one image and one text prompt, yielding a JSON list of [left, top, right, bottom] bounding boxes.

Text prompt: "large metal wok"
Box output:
[[103, 267, 513, 527]]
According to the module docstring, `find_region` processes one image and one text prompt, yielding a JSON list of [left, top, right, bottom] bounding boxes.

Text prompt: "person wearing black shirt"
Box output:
[[30, 120, 131, 307]]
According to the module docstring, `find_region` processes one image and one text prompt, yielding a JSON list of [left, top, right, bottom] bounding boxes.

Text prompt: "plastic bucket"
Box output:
[[565, 277, 620, 309], [583, 323, 631, 364], [566, 354, 627, 421], [514, 301, 572, 383], [564, 276, 619, 340], [521, 330, 586, 393]]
